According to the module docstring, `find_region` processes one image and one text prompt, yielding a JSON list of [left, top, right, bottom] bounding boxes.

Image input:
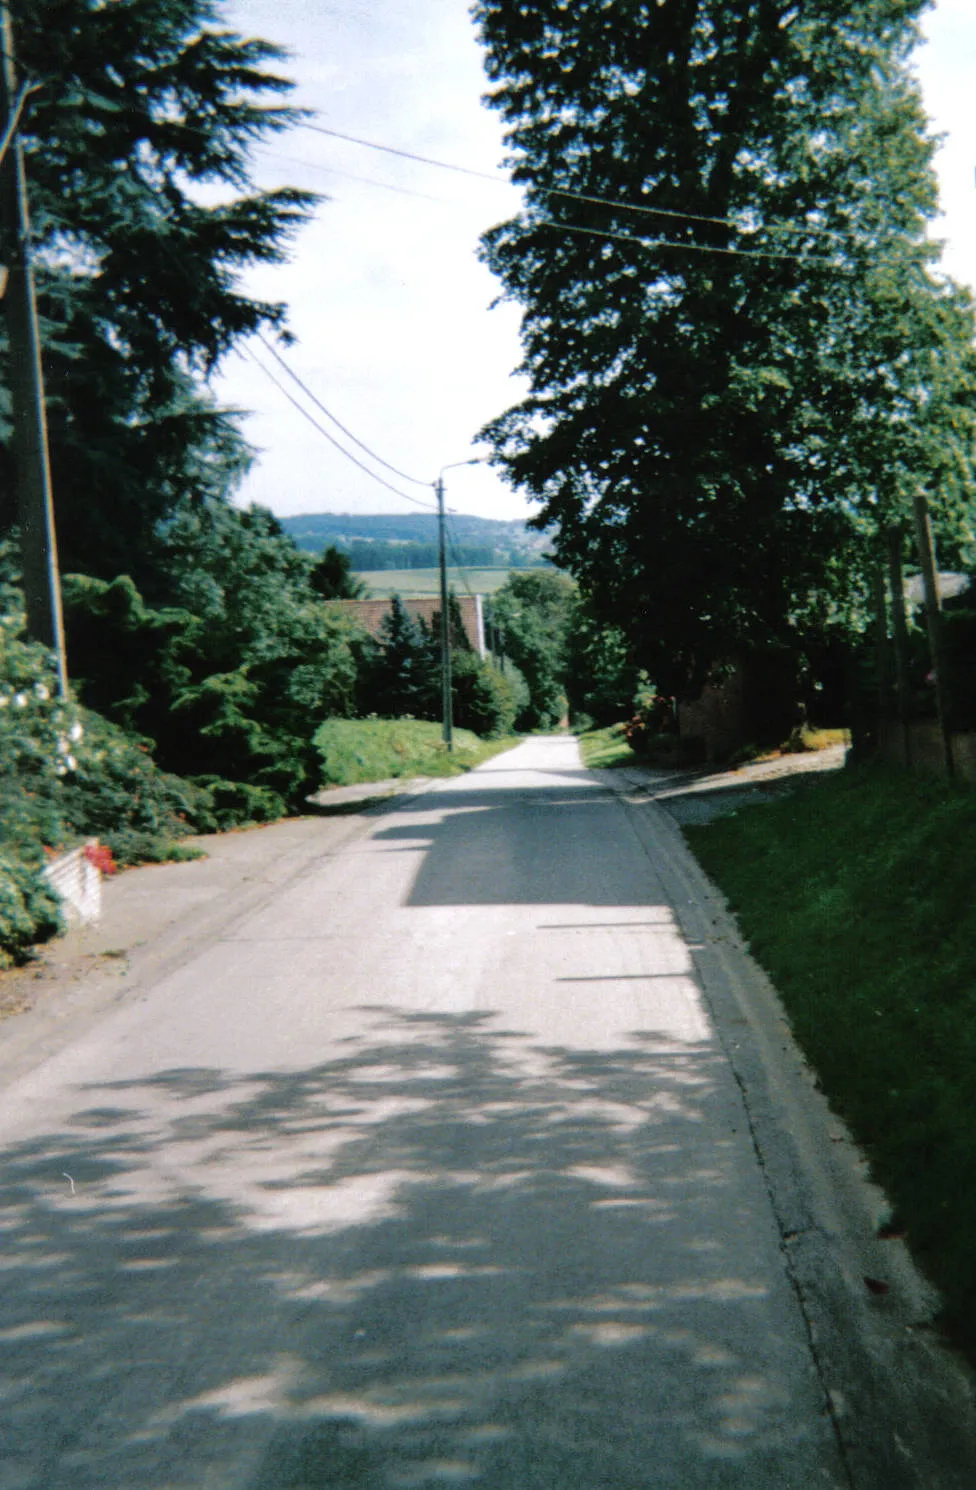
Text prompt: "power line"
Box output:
[[239, 346, 437, 509], [538, 216, 844, 269], [257, 145, 449, 203], [444, 516, 477, 599], [302, 121, 506, 187], [254, 330, 431, 487], [300, 119, 858, 250]]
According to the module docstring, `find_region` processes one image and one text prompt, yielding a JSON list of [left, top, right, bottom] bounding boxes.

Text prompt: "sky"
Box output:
[[215, 0, 976, 527]]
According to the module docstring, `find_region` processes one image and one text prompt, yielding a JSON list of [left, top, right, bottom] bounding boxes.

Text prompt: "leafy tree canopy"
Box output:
[[476, 0, 976, 692]]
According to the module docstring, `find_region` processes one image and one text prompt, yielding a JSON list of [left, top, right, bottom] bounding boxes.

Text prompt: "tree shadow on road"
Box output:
[[0, 1010, 838, 1488], [371, 790, 664, 908]]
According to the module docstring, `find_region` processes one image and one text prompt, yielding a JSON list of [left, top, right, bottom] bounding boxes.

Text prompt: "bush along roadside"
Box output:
[[683, 762, 976, 1353], [0, 609, 207, 966]]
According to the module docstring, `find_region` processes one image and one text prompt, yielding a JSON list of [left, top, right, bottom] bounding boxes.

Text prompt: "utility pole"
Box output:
[[434, 458, 484, 752], [0, 2, 67, 695], [435, 475, 453, 751], [912, 493, 953, 779]]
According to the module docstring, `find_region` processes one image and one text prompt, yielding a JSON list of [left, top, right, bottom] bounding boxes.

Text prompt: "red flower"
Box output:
[[83, 842, 118, 875]]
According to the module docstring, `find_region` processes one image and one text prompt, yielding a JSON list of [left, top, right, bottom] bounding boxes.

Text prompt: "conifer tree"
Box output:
[[1, 0, 316, 581]]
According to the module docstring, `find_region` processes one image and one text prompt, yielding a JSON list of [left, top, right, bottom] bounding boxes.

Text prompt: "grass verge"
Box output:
[[578, 723, 640, 770], [313, 718, 520, 788], [683, 763, 976, 1350]]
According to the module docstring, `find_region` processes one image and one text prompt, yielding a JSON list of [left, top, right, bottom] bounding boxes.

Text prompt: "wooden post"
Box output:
[[885, 527, 912, 767], [912, 494, 953, 778], [872, 566, 891, 746]]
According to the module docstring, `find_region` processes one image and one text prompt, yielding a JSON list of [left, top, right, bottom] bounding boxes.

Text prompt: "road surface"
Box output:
[[0, 736, 974, 1488]]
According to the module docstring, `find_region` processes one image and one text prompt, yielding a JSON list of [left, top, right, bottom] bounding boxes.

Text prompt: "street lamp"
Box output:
[[434, 458, 484, 751]]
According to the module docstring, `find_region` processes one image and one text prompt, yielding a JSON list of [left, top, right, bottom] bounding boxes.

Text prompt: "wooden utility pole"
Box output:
[[0, 2, 67, 695], [912, 493, 953, 778]]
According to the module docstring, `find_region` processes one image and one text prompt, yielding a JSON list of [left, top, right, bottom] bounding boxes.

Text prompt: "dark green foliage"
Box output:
[[451, 652, 519, 739], [2, 0, 316, 580], [308, 546, 366, 600], [490, 570, 576, 728], [0, 851, 63, 967], [942, 608, 976, 731], [0, 580, 212, 961], [685, 766, 976, 1349], [54, 711, 211, 866], [190, 778, 286, 832], [362, 594, 439, 720], [475, 0, 976, 693], [564, 611, 640, 729], [63, 501, 361, 807]]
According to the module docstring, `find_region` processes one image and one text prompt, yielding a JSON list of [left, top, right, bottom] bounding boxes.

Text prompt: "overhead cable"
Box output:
[[254, 331, 432, 487], [444, 518, 477, 599], [257, 146, 448, 203], [302, 121, 505, 186], [240, 346, 437, 510], [300, 120, 857, 249], [540, 216, 844, 269]]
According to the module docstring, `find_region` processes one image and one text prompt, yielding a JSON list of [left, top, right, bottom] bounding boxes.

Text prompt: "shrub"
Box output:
[[622, 687, 676, 755], [0, 573, 211, 966], [452, 653, 519, 738], [190, 778, 287, 831], [0, 849, 63, 968]]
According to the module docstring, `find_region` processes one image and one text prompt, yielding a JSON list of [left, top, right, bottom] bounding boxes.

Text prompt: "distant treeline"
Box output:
[[280, 512, 555, 567], [341, 541, 548, 572]]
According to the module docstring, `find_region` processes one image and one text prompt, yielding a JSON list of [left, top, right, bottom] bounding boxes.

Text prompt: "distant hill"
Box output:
[[280, 512, 554, 571]]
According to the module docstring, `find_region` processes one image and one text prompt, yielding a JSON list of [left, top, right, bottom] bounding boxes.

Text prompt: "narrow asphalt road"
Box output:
[[1, 736, 975, 1488]]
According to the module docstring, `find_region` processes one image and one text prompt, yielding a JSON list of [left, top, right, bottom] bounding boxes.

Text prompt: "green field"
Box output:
[[356, 567, 543, 598]]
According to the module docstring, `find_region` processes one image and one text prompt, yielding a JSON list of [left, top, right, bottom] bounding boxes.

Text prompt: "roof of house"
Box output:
[[331, 595, 484, 654]]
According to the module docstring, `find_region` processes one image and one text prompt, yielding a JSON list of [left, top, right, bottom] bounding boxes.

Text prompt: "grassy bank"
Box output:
[[314, 718, 520, 787], [578, 723, 640, 769], [683, 764, 976, 1347]]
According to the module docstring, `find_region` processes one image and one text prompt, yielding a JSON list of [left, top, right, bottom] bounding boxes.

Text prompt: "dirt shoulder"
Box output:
[[610, 741, 847, 825], [0, 804, 394, 1084]]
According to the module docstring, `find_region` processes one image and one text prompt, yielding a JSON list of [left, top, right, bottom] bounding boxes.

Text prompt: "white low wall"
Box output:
[[41, 842, 102, 926]]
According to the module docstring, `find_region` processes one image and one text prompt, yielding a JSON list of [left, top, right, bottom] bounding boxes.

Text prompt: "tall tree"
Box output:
[[475, 0, 976, 692], [1, 0, 315, 581]]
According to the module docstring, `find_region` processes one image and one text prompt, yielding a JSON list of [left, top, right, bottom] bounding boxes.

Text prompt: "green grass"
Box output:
[[313, 718, 520, 788], [578, 722, 641, 770], [684, 764, 976, 1349], [356, 567, 543, 598]]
